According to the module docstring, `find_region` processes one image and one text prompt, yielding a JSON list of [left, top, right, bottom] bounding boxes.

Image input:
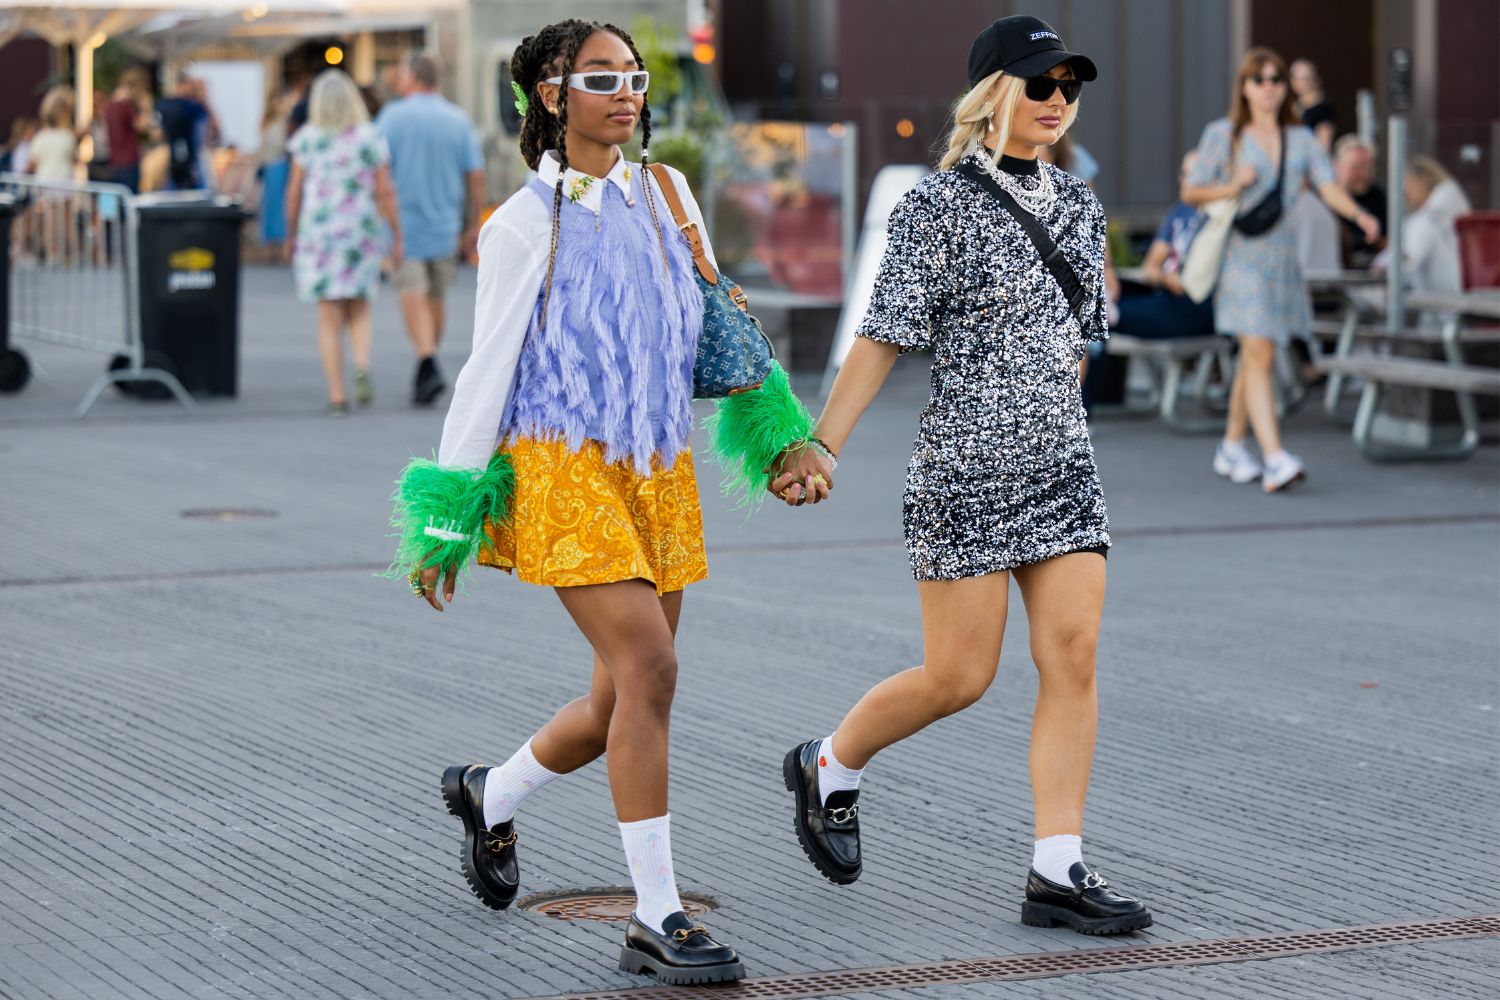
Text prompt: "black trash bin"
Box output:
[[132, 193, 247, 397], [0, 193, 29, 393]]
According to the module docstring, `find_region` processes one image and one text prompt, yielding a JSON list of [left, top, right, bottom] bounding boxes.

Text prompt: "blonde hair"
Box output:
[[39, 89, 73, 129], [939, 71, 1080, 171], [308, 69, 369, 133], [1406, 155, 1452, 192]]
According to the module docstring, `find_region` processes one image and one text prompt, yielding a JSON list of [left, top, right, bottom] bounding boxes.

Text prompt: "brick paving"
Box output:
[[1, 266, 1497, 999]]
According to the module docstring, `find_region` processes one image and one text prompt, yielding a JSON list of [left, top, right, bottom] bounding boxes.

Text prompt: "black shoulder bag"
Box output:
[[954, 159, 1090, 327], [1231, 127, 1285, 236]]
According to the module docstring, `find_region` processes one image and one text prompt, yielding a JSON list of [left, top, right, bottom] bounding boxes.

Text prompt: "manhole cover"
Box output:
[[517, 887, 718, 922], [179, 508, 279, 521]]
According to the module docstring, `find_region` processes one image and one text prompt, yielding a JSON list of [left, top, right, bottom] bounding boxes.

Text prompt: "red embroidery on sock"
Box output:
[[819, 755, 827, 768]]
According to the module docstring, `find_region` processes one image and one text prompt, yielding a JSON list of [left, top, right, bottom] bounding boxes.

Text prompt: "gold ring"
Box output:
[[813, 474, 828, 486]]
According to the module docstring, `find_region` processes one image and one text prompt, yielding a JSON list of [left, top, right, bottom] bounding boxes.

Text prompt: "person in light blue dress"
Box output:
[[1184, 47, 1379, 493]]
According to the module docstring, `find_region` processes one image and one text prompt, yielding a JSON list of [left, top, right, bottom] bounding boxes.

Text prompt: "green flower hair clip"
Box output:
[[511, 81, 530, 117]]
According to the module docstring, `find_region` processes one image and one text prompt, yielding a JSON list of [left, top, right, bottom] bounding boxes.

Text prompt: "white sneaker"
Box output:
[[1262, 451, 1306, 493], [1213, 441, 1262, 484]]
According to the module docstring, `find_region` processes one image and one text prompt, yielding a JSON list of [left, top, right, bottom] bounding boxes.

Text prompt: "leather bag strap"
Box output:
[[954, 159, 1089, 326], [646, 162, 750, 312], [646, 162, 718, 287]]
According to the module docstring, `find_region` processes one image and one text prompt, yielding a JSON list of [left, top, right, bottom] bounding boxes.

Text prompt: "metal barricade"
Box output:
[[0, 173, 193, 416]]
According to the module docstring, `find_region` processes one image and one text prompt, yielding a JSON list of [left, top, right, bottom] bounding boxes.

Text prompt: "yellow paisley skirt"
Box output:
[[477, 437, 708, 596]]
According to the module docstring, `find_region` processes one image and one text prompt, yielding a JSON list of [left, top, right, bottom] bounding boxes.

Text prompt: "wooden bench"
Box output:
[[1310, 317, 1500, 417], [1103, 335, 1229, 432], [1104, 334, 1311, 432], [1314, 354, 1500, 460]]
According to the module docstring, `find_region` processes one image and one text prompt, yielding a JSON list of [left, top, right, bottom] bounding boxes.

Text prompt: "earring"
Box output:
[[987, 115, 996, 133]]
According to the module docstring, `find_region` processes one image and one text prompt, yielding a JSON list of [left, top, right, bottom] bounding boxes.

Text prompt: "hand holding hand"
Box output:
[[411, 553, 457, 612], [766, 443, 834, 507]]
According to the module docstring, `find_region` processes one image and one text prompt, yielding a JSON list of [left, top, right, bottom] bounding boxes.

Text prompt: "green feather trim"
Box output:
[[702, 361, 814, 509], [385, 450, 515, 580]]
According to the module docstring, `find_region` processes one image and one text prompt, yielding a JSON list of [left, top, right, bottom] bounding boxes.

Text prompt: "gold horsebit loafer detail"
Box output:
[[485, 829, 518, 852]]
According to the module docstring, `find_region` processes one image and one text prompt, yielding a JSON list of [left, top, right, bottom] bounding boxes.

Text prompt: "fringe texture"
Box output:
[[702, 361, 814, 509], [386, 450, 515, 579], [506, 178, 701, 476]]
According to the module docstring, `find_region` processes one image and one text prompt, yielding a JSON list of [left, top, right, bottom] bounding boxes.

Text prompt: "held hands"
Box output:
[[766, 441, 835, 507], [410, 554, 457, 612]]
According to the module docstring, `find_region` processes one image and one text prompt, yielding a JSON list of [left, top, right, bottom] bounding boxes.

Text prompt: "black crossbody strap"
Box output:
[[955, 160, 1089, 326]]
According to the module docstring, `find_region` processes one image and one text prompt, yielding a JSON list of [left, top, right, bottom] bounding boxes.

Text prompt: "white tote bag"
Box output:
[[1180, 197, 1237, 304]]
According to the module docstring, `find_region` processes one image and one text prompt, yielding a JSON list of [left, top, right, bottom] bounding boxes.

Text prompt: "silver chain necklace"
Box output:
[[969, 143, 1057, 216]]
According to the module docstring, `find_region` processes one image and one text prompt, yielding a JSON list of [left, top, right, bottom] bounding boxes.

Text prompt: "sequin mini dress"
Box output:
[[856, 149, 1111, 581]]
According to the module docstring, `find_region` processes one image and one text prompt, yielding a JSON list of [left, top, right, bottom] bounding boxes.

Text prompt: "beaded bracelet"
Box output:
[[805, 437, 839, 471]]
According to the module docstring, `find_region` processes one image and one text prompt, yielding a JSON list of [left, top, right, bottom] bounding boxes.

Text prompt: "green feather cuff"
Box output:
[[386, 450, 515, 580], [702, 361, 814, 509]]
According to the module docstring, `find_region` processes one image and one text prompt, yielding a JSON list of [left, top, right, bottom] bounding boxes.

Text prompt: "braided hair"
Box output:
[[509, 19, 657, 326]]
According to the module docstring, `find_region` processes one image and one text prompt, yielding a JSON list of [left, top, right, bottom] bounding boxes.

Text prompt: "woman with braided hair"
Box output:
[[388, 19, 748, 984]]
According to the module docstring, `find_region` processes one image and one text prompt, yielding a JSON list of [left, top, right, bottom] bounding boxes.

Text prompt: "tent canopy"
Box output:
[[0, 1, 348, 122]]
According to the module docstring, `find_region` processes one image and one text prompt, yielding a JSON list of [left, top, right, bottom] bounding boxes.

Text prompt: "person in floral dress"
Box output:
[[286, 69, 402, 414]]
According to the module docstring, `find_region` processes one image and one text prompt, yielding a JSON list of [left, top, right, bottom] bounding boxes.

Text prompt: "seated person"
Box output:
[[1374, 155, 1471, 293], [1333, 135, 1387, 267], [1112, 152, 1215, 340], [1083, 154, 1214, 411]]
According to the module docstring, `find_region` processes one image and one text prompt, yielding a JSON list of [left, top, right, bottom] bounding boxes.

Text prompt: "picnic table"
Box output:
[[1314, 287, 1500, 460]]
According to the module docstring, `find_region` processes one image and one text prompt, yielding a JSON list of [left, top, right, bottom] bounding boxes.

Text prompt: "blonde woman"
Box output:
[[1183, 49, 1379, 491], [772, 16, 1151, 935], [1389, 156, 1471, 293], [286, 69, 402, 414]]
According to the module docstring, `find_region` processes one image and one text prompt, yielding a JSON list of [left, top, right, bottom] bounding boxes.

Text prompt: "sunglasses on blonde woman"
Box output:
[[543, 70, 650, 96], [1249, 74, 1285, 86], [1024, 76, 1083, 104]]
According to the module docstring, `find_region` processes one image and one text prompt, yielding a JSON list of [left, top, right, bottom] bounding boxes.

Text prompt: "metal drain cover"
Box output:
[[180, 508, 279, 520], [518, 887, 717, 922]]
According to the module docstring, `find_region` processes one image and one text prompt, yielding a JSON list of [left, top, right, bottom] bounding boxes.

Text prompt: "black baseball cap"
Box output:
[[967, 15, 1098, 85]]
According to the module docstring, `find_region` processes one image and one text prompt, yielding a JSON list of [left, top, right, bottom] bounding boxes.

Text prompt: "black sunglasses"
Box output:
[[1249, 73, 1285, 86], [1024, 76, 1083, 104]]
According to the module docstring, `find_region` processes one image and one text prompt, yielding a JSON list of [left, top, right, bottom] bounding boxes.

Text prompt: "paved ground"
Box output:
[[2, 266, 1498, 999]]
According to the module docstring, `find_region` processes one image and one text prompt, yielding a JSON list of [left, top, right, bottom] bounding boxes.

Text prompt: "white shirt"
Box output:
[[1403, 180, 1472, 293], [28, 128, 77, 181], [436, 151, 718, 472]]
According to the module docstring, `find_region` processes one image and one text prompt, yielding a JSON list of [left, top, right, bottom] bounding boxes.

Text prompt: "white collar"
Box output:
[[536, 150, 634, 213]]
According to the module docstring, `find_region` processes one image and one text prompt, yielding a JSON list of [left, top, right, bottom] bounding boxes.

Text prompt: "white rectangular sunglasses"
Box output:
[[544, 70, 650, 96]]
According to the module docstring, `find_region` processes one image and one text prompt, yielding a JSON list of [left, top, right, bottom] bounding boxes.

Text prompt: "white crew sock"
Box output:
[[816, 734, 863, 806], [481, 738, 563, 828], [1032, 833, 1085, 884], [619, 814, 684, 933]]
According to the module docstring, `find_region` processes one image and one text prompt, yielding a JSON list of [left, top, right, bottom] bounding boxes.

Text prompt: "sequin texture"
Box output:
[[856, 149, 1111, 581]]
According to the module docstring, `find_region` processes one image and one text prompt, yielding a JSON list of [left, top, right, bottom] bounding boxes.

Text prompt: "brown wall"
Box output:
[[0, 38, 56, 146], [1434, 0, 1499, 208], [1249, 0, 1375, 139]]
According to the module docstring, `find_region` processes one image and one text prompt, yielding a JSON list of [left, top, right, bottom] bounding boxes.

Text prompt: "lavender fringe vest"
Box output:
[[502, 176, 703, 476]]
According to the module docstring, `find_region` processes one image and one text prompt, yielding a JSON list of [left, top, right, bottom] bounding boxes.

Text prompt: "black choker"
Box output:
[[1000, 154, 1040, 177]]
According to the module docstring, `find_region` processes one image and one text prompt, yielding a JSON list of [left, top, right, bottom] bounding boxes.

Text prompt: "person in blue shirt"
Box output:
[[375, 54, 486, 405], [1112, 151, 1215, 340]]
